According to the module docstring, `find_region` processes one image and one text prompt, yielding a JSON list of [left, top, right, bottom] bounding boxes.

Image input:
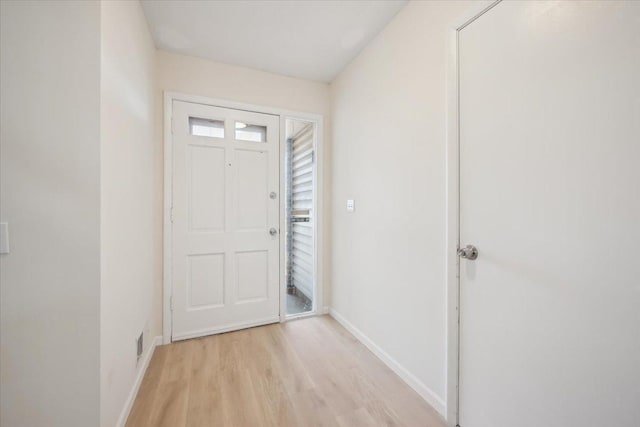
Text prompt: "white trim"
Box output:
[[163, 93, 173, 345], [284, 310, 317, 321], [279, 116, 287, 322], [117, 335, 162, 427], [163, 91, 324, 344], [313, 116, 324, 316], [329, 308, 446, 419], [284, 305, 329, 322], [445, 2, 501, 426], [445, 16, 461, 427], [164, 91, 324, 122], [172, 316, 280, 342]]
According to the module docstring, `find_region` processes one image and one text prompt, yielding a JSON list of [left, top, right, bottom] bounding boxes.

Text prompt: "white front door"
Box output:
[[459, 2, 640, 426], [171, 101, 280, 341]]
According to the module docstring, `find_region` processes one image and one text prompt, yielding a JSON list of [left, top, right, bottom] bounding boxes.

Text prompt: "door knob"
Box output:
[[269, 228, 278, 236], [458, 244, 478, 260]]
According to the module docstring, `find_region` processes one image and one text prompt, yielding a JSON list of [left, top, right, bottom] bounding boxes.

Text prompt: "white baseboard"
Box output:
[[328, 308, 446, 417], [116, 335, 162, 427], [321, 306, 330, 314]]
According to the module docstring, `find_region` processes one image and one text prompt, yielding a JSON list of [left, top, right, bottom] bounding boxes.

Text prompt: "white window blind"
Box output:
[[288, 124, 314, 300]]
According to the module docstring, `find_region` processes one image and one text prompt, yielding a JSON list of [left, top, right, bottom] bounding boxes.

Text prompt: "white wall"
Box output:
[[0, 1, 101, 426], [329, 0, 474, 415], [156, 50, 332, 308], [100, 1, 159, 426]]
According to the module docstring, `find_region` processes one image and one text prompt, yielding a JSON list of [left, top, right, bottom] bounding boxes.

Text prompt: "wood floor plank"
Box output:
[[336, 407, 381, 427], [126, 344, 169, 427], [146, 339, 195, 427], [184, 337, 222, 426], [126, 315, 447, 427]]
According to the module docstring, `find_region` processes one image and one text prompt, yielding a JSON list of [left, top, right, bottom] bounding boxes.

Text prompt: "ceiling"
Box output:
[[140, 0, 407, 82]]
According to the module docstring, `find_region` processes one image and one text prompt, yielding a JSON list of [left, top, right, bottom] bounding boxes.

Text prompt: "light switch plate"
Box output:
[[0, 223, 9, 254], [346, 199, 355, 213]]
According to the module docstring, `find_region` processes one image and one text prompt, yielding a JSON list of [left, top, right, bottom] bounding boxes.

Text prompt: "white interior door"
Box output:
[[171, 101, 280, 341], [458, 2, 640, 426]]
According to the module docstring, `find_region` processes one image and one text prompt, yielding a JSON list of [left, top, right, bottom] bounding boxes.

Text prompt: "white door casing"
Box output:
[[171, 101, 280, 341], [458, 1, 640, 426]]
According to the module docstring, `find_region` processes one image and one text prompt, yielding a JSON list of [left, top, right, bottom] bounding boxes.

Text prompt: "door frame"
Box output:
[[445, 2, 502, 426], [162, 91, 324, 344]]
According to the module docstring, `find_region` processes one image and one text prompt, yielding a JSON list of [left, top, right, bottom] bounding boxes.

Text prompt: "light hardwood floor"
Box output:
[[126, 315, 446, 427]]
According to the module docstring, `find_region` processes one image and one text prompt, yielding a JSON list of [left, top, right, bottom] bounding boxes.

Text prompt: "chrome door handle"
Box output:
[[269, 228, 278, 236], [458, 244, 478, 260]]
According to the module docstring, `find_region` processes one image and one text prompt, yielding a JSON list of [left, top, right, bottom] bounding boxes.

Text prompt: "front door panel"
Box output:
[[172, 101, 280, 340]]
